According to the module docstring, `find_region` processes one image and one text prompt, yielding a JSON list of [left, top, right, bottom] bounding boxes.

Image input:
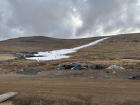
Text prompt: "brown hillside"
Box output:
[[0, 36, 102, 54], [73, 33, 140, 60]]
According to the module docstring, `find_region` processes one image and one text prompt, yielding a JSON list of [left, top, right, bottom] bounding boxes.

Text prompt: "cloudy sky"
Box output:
[[0, 0, 140, 40]]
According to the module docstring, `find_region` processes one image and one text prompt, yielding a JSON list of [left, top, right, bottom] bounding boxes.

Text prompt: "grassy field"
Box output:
[[0, 54, 15, 61], [0, 77, 140, 105]]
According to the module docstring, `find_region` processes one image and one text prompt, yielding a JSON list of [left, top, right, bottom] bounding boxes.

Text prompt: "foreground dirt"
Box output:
[[0, 76, 140, 105]]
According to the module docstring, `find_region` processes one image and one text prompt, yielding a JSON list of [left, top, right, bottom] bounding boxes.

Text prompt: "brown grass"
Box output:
[[0, 77, 140, 105], [0, 36, 101, 53], [0, 102, 13, 105], [73, 33, 140, 61], [0, 54, 15, 61]]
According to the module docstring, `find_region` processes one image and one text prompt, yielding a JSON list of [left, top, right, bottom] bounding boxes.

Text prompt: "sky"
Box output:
[[0, 0, 140, 40]]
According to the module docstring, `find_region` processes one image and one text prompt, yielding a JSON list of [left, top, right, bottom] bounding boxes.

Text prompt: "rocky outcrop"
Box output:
[[57, 63, 107, 70], [107, 65, 125, 70], [15, 52, 38, 59]]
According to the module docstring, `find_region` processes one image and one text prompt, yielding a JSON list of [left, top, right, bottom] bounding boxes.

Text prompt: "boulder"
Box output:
[[0, 92, 18, 103], [128, 75, 140, 80], [58, 62, 88, 70], [57, 64, 73, 70], [57, 63, 107, 70], [107, 65, 125, 70], [15, 52, 38, 59], [88, 64, 107, 70]]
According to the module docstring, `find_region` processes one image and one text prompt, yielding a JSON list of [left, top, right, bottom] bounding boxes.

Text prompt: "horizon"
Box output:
[[1, 32, 139, 41]]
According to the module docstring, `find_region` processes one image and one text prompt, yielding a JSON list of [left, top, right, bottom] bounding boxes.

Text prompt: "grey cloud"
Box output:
[[77, 0, 140, 35], [0, 0, 140, 40]]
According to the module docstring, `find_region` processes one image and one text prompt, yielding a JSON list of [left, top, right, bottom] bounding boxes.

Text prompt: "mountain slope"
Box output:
[[0, 33, 139, 62], [73, 33, 140, 61], [0, 33, 139, 74], [0, 36, 102, 53]]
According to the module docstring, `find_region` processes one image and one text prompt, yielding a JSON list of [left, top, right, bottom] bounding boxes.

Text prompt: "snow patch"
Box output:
[[26, 37, 108, 61]]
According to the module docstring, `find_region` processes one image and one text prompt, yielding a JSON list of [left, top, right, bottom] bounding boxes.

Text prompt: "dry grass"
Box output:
[[0, 102, 13, 105], [0, 36, 101, 53], [73, 33, 140, 61], [0, 77, 140, 105], [12, 94, 90, 105], [0, 54, 15, 61]]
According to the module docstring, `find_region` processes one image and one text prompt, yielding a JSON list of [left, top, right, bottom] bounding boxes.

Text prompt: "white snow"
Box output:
[[26, 37, 108, 61]]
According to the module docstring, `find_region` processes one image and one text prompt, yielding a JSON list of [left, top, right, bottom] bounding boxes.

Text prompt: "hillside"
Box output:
[[0, 36, 102, 53], [0, 33, 139, 69], [0, 33, 139, 61], [0, 33, 139, 75], [72, 33, 140, 60]]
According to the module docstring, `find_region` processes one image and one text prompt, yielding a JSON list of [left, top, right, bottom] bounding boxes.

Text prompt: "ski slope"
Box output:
[[26, 37, 108, 61]]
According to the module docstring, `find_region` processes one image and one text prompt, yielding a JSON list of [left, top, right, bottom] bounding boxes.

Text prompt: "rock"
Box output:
[[112, 71, 117, 74], [106, 71, 110, 73], [128, 75, 140, 80], [15, 52, 38, 59], [70, 63, 82, 70], [107, 65, 125, 70], [57, 63, 107, 70], [88, 64, 107, 70], [71, 65, 82, 70], [0, 92, 18, 103], [57, 64, 73, 70], [58, 63, 83, 70]]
